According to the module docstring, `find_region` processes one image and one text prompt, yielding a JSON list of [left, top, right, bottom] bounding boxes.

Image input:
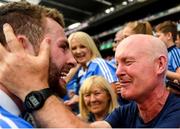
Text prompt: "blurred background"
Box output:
[[0, 0, 179, 58]]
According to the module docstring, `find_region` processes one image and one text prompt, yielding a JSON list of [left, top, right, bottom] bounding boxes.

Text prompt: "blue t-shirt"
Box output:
[[105, 93, 180, 128], [0, 106, 32, 128]]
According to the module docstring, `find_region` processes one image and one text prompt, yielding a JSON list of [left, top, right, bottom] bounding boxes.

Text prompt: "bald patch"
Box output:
[[115, 34, 168, 59]]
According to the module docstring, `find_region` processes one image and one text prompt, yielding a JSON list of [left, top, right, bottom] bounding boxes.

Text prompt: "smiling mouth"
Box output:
[[119, 80, 131, 87], [76, 56, 85, 60], [59, 77, 66, 87]]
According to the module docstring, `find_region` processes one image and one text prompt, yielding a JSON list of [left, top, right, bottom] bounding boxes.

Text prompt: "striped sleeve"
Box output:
[[92, 58, 118, 83], [168, 48, 180, 71]]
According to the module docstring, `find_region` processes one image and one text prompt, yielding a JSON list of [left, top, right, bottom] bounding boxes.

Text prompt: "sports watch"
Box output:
[[24, 88, 54, 113]]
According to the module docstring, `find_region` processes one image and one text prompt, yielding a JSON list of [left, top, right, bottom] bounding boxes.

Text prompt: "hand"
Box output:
[[115, 82, 121, 94], [64, 95, 79, 106], [0, 23, 50, 100]]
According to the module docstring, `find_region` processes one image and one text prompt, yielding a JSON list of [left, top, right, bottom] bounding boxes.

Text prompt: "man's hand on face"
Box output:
[[0, 23, 50, 101]]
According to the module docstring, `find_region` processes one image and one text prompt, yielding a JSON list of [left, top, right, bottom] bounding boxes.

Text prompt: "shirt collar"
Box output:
[[167, 45, 176, 52], [78, 61, 91, 77], [0, 89, 20, 116]]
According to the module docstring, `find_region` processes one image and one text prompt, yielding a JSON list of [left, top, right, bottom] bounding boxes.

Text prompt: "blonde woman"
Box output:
[[79, 76, 118, 122], [64, 32, 118, 112]]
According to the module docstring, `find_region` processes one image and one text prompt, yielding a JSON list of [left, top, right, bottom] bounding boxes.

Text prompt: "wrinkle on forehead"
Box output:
[[115, 34, 168, 60]]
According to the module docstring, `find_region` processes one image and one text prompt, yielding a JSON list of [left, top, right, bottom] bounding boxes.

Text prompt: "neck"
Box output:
[[94, 109, 109, 121], [0, 85, 24, 112], [137, 86, 169, 123], [167, 41, 175, 48], [81, 64, 88, 71]]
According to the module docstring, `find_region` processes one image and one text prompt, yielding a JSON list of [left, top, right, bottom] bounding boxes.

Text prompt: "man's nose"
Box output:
[[116, 64, 126, 78]]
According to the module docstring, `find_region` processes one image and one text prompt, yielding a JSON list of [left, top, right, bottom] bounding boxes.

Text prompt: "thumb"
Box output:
[[38, 38, 50, 63]]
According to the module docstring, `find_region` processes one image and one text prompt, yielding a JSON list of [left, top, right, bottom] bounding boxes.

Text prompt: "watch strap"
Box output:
[[39, 88, 53, 100], [24, 88, 54, 113]]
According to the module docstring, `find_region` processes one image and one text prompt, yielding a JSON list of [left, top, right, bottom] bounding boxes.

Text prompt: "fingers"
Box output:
[[0, 43, 8, 60], [3, 23, 24, 52], [38, 38, 50, 63]]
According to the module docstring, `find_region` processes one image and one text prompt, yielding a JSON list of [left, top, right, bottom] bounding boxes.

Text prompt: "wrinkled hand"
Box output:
[[0, 23, 50, 100]]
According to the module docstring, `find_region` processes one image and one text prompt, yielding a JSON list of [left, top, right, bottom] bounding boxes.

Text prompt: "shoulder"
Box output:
[[104, 102, 137, 128], [0, 106, 33, 128], [162, 93, 180, 116], [91, 58, 106, 64], [167, 93, 180, 106], [168, 46, 180, 55]]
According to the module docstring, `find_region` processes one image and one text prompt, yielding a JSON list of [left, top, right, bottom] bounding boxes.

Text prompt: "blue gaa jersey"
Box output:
[[0, 106, 32, 128], [168, 45, 180, 72], [105, 93, 180, 128], [66, 58, 118, 95]]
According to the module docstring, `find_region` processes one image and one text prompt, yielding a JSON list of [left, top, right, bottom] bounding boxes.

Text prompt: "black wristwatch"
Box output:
[[24, 88, 53, 113]]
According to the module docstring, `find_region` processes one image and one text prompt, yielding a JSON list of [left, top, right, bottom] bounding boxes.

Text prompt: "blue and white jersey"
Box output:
[[0, 106, 32, 128], [0, 90, 32, 128], [168, 45, 180, 72], [88, 58, 118, 83], [66, 57, 118, 95]]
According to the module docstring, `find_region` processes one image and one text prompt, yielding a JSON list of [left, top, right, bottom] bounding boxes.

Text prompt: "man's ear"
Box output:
[[17, 35, 36, 55], [156, 55, 167, 74]]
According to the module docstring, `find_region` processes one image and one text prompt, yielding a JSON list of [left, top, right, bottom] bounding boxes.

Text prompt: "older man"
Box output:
[[0, 26, 179, 128]]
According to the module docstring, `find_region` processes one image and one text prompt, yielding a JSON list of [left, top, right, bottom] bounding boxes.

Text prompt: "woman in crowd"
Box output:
[[79, 75, 118, 122], [122, 20, 153, 38], [64, 31, 118, 113]]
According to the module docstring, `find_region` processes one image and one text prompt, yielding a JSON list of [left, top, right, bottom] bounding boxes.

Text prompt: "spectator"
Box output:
[[1, 32, 180, 127], [78, 75, 118, 122], [64, 31, 118, 112], [112, 30, 124, 51], [122, 20, 153, 38], [155, 21, 180, 83]]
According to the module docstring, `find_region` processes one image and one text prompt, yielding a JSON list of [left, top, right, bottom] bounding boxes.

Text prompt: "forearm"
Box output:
[[166, 70, 180, 82], [33, 95, 90, 128]]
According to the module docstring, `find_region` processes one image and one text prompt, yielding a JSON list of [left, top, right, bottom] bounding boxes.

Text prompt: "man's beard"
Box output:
[[48, 62, 67, 98]]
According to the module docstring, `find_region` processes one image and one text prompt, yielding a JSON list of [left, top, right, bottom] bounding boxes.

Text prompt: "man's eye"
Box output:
[[125, 60, 133, 65], [116, 62, 118, 67], [60, 44, 68, 51]]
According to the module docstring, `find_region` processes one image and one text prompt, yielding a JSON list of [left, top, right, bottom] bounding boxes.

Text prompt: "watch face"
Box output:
[[24, 88, 53, 112], [29, 95, 41, 107], [24, 91, 44, 112]]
